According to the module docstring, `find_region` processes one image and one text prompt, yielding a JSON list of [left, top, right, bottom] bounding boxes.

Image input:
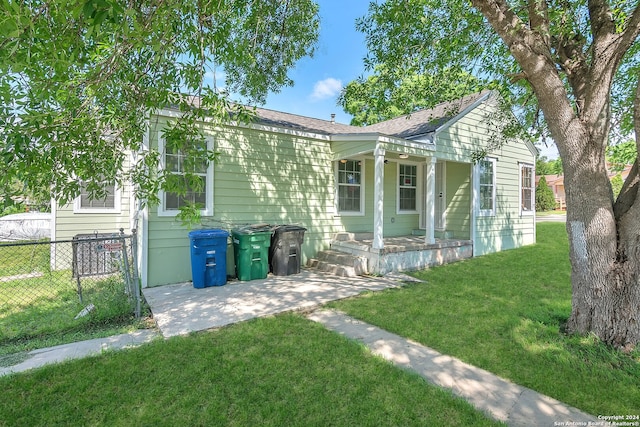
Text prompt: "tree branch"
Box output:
[[613, 75, 640, 221], [583, 1, 640, 146], [528, 0, 550, 47], [471, 0, 576, 140]]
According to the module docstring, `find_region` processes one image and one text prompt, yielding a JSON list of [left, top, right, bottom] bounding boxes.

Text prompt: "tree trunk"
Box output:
[[563, 157, 640, 350], [470, 0, 640, 348], [471, 0, 640, 348]]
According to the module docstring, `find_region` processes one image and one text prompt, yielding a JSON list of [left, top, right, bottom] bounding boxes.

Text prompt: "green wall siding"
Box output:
[[338, 159, 420, 237], [53, 163, 133, 270], [146, 121, 345, 287], [435, 99, 536, 255], [444, 162, 471, 239]]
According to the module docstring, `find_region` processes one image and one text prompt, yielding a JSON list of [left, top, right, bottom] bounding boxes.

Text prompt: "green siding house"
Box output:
[[52, 90, 537, 287]]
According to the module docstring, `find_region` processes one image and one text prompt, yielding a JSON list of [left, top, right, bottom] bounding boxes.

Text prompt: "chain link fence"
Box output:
[[0, 230, 141, 347]]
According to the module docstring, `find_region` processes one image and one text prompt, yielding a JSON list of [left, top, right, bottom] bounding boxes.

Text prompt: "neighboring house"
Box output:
[[537, 164, 631, 210], [537, 174, 566, 210], [51, 90, 538, 287]]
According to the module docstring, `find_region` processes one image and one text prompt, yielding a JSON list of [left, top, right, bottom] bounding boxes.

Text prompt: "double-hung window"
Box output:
[[477, 157, 497, 216], [158, 134, 214, 217], [336, 159, 363, 214], [74, 182, 120, 213], [398, 164, 417, 213], [520, 163, 534, 215]]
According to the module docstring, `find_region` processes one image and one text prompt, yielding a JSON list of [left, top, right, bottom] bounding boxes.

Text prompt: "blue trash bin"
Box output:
[[188, 229, 229, 288]]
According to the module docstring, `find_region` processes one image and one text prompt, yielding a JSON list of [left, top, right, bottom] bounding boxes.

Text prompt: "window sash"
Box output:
[[398, 164, 417, 212], [478, 158, 496, 215], [75, 182, 120, 213], [520, 164, 534, 214], [80, 185, 116, 209], [159, 134, 213, 216], [164, 175, 207, 211], [337, 160, 363, 213]]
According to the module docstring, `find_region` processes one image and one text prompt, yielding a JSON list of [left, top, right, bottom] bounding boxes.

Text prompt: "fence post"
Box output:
[[131, 229, 141, 318], [118, 229, 134, 309], [71, 238, 84, 303]]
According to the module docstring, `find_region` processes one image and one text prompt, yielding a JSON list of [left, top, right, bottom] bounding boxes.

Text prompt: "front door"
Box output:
[[421, 161, 446, 230], [435, 162, 445, 230]]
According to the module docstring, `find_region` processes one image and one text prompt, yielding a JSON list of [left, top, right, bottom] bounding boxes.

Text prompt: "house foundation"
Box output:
[[310, 233, 473, 276]]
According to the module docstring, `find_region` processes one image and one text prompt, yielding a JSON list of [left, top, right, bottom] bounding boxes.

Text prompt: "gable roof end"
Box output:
[[362, 90, 492, 139]]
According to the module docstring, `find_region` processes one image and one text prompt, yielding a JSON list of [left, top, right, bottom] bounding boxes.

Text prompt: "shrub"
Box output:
[[536, 176, 556, 211]]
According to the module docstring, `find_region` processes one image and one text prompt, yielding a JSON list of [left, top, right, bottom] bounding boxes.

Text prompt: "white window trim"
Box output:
[[73, 183, 122, 214], [335, 158, 365, 216], [157, 132, 214, 217], [397, 161, 420, 214], [476, 157, 497, 217], [519, 162, 535, 216]]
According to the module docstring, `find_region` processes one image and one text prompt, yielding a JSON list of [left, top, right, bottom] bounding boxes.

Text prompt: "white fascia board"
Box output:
[[330, 132, 385, 142], [523, 138, 539, 158], [434, 91, 494, 136], [332, 133, 436, 151]]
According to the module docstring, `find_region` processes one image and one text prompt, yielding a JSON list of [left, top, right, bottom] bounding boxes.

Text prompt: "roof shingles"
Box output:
[[251, 90, 490, 139]]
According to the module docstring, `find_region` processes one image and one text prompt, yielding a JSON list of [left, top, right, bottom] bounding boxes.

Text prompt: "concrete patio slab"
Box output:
[[142, 269, 403, 338]]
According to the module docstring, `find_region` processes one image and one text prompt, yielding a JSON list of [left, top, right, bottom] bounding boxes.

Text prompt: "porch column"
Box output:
[[425, 156, 436, 244], [373, 146, 385, 249]]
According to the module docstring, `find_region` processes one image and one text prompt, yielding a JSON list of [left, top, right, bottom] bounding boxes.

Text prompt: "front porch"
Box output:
[[308, 233, 473, 276]]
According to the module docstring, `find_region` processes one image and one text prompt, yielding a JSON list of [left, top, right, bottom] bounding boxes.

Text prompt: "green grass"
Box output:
[[1, 242, 146, 356], [0, 314, 503, 427], [330, 223, 639, 416]]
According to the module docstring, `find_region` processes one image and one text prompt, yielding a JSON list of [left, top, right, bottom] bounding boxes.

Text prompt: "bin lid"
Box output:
[[233, 224, 273, 234], [272, 225, 307, 234], [188, 229, 229, 239]]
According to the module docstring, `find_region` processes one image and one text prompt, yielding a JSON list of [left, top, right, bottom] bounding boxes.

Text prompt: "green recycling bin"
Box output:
[[232, 225, 272, 281]]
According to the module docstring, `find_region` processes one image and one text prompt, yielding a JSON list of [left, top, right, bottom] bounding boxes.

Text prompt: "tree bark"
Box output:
[[472, 0, 640, 348]]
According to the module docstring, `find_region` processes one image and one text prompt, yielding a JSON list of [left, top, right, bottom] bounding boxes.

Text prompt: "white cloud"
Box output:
[[310, 78, 343, 101]]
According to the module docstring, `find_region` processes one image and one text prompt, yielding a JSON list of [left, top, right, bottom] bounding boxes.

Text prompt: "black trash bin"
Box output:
[[269, 225, 307, 276]]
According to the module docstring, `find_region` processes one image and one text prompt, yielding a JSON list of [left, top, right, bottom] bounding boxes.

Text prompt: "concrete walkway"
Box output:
[[1, 270, 600, 426], [0, 329, 159, 377], [308, 309, 598, 427], [536, 214, 567, 222]]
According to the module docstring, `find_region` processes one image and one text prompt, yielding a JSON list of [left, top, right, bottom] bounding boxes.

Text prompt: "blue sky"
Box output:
[[261, 0, 371, 125]]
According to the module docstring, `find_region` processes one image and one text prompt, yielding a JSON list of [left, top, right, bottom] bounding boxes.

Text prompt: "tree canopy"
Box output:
[[536, 156, 563, 176], [356, 0, 639, 146], [0, 0, 319, 215], [338, 64, 484, 126]]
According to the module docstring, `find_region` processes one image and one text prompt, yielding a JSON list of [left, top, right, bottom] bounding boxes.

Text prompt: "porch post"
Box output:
[[373, 145, 385, 250], [425, 156, 436, 244]]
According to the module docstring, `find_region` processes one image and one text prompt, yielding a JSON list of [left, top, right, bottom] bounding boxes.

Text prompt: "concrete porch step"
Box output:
[[307, 250, 368, 277]]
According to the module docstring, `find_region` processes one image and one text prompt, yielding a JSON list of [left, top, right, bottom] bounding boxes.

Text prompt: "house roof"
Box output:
[[250, 107, 363, 135], [170, 90, 495, 142], [250, 90, 492, 139], [362, 91, 491, 138]]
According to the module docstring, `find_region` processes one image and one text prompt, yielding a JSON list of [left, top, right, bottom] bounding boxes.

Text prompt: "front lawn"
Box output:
[[0, 314, 502, 427], [330, 223, 639, 416]]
